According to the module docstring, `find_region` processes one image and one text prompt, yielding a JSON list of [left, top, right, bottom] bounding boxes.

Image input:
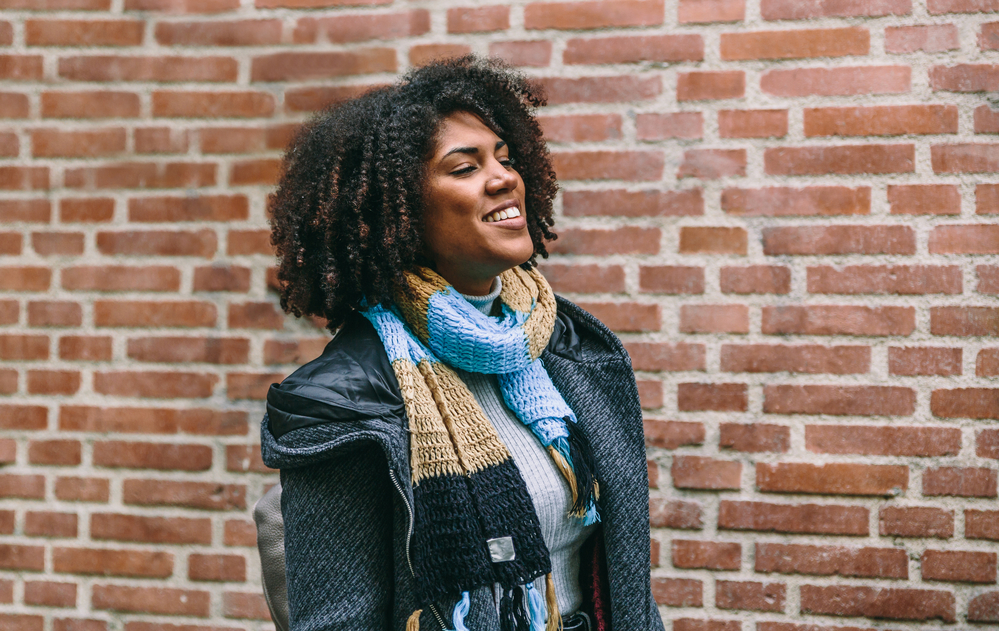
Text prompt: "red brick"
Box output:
[[764, 385, 914, 416], [680, 305, 748, 334], [889, 184, 960, 215], [156, 19, 282, 46], [488, 40, 552, 67], [967, 509, 999, 540], [91, 513, 211, 544], [228, 302, 285, 329], [969, 591, 999, 623], [224, 519, 257, 546], [294, 10, 428, 44], [564, 34, 702, 64], [980, 348, 999, 376], [32, 232, 84, 256], [0, 301, 16, 326], [763, 305, 915, 337], [975, 104, 999, 133], [24, 581, 75, 607], [92, 585, 209, 616], [677, 71, 744, 101], [719, 423, 789, 453], [28, 439, 80, 465], [0, 54, 43, 80], [447, 6, 509, 33], [888, 346, 962, 376], [651, 577, 702, 607], [644, 420, 705, 449], [552, 151, 664, 181], [649, 498, 703, 529], [718, 109, 786, 138], [129, 195, 247, 222], [284, 83, 386, 113], [672, 456, 741, 490], [59, 55, 236, 82], [576, 302, 660, 332], [26, 19, 143, 46], [679, 0, 745, 22], [887, 24, 959, 53], [192, 266, 251, 293], [762, 66, 911, 97], [0, 267, 50, 291], [252, 48, 395, 82], [673, 540, 740, 570], [548, 227, 660, 255], [263, 339, 329, 365], [678, 149, 747, 179], [28, 301, 81, 328], [0, 334, 49, 360], [411, 44, 469, 67], [808, 265, 961, 295], [983, 22, 999, 50], [880, 506, 953, 538], [25, 511, 77, 537], [800, 586, 955, 622], [0, 439, 12, 464], [924, 466, 997, 497], [524, 0, 664, 30], [227, 230, 273, 255], [41, 91, 140, 119], [538, 75, 661, 104], [763, 0, 911, 19], [978, 184, 999, 213], [54, 477, 109, 503], [223, 591, 272, 620], [229, 158, 281, 185], [766, 144, 915, 176], [127, 337, 249, 364], [0, 543, 45, 569], [805, 105, 957, 137], [65, 161, 215, 190], [932, 307, 999, 337], [59, 198, 113, 223], [123, 479, 245, 510], [227, 372, 284, 400], [933, 388, 999, 419], [0, 199, 50, 222], [763, 225, 915, 255], [0, 92, 29, 118], [96, 230, 215, 258], [674, 621, 740, 631], [930, 64, 999, 92], [680, 227, 746, 254], [134, 127, 190, 154], [539, 114, 622, 142], [929, 225, 999, 253], [758, 462, 908, 496], [539, 264, 624, 295], [720, 266, 790, 294], [0, 166, 48, 190], [636, 112, 703, 140], [152, 91, 274, 118], [981, 266, 999, 295], [922, 550, 996, 583], [226, 444, 274, 473], [758, 543, 908, 579], [722, 344, 869, 374], [721, 27, 868, 61], [716, 580, 785, 612], [933, 143, 999, 173], [808, 425, 960, 457], [565, 189, 703, 217], [59, 336, 112, 361], [54, 548, 173, 578], [127, 0, 239, 10], [189, 554, 246, 582], [94, 371, 218, 399], [678, 383, 747, 412], [94, 300, 216, 328], [979, 429, 999, 458], [93, 441, 212, 471]]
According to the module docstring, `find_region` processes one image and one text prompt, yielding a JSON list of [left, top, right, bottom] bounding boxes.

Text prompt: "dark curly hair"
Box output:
[[269, 55, 559, 331]]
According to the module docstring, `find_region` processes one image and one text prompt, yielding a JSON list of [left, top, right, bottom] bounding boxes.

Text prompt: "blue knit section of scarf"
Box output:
[[362, 286, 599, 525]]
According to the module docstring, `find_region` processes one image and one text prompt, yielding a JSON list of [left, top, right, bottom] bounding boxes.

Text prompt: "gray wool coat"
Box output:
[[260, 296, 667, 631]]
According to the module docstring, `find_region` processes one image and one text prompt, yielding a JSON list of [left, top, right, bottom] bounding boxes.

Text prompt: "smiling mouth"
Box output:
[[482, 206, 521, 223]]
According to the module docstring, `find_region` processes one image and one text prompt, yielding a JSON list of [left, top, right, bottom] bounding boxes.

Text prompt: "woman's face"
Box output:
[[421, 111, 532, 296]]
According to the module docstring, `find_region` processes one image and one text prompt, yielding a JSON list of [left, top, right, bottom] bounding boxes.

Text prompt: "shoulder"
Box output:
[[549, 295, 631, 365]]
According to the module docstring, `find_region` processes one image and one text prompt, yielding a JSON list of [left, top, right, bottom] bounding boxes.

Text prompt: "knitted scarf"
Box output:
[[361, 266, 599, 631]]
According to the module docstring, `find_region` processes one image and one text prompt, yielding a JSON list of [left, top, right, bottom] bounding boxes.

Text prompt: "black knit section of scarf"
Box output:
[[566, 417, 599, 515], [410, 459, 551, 605]]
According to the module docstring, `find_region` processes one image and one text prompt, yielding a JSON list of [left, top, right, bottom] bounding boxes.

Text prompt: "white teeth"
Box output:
[[483, 206, 520, 222], [508, 207, 520, 218], [498, 210, 509, 220]]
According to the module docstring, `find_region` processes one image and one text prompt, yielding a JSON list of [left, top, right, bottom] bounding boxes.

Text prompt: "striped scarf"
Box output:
[[362, 266, 599, 631]]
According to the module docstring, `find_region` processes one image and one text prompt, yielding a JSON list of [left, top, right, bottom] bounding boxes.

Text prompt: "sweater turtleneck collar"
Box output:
[[458, 276, 502, 316]]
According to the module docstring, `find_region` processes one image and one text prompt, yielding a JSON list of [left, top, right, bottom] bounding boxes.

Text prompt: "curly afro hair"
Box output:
[[268, 55, 559, 331]]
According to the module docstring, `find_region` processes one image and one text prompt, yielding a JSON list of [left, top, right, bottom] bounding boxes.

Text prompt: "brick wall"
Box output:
[[1, 0, 998, 629]]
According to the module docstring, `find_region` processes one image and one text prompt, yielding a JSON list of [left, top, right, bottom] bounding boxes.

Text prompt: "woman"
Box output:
[[260, 56, 664, 631]]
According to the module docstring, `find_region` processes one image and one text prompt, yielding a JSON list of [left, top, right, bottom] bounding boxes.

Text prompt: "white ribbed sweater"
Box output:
[[457, 282, 596, 616]]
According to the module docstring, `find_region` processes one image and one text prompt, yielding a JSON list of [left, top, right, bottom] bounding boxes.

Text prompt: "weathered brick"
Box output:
[[636, 113, 703, 140], [24, 581, 75, 607], [762, 306, 915, 336], [756, 543, 907, 578], [978, 348, 999, 376], [677, 71, 745, 101], [889, 347, 962, 376], [808, 265, 962, 295], [672, 540, 740, 570], [800, 586, 955, 622], [537, 75, 661, 104], [929, 225, 999, 253], [53, 548, 173, 578], [923, 466, 997, 497], [156, 19, 282, 46], [679, 227, 746, 254], [672, 456, 741, 490], [679, 0, 745, 22], [922, 550, 996, 583], [548, 227, 660, 255], [766, 144, 915, 176], [123, 480, 245, 510], [189, 553, 247, 582], [651, 577, 702, 607], [524, 0, 664, 30], [575, 302, 660, 332], [552, 150, 664, 181], [564, 190, 698, 219], [93, 441, 212, 471], [250, 49, 395, 82], [447, 6, 509, 33], [762, 65, 911, 96], [722, 344, 869, 374], [764, 385, 915, 416], [720, 266, 790, 294], [91, 513, 211, 544], [966, 509, 999, 541], [679, 383, 747, 412], [678, 149, 747, 179], [764, 0, 911, 19], [488, 40, 552, 67], [127, 337, 249, 364], [719, 423, 789, 453], [805, 105, 957, 137], [930, 64, 999, 92], [644, 420, 705, 450], [889, 184, 961, 215], [757, 462, 908, 496], [807, 425, 960, 456], [715, 580, 785, 612], [969, 591, 999, 623], [880, 506, 953, 538], [680, 305, 748, 334], [718, 109, 787, 138], [650, 498, 703, 529], [539, 114, 622, 142], [931, 307, 999, 336], [294, 11, 429, 43], [721, 27, 868, 60], [763, 225, 915, 255], [887, 24, 959, 53], [92, 585, 209, 616]]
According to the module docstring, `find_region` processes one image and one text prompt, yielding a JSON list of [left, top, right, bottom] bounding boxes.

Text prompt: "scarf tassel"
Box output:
[[548, 420, 600, 525], [545, 573, 563, 631], [406, 609, 422, 631]]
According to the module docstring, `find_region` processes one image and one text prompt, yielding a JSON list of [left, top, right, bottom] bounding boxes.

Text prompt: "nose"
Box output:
[[485, 158, 518, 195]]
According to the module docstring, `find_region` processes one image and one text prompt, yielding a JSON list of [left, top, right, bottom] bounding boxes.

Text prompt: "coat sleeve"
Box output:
[[279, 444, 396, 631]]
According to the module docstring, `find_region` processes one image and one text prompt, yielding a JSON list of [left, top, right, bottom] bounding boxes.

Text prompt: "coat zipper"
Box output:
[[389, 469, 448, 631]]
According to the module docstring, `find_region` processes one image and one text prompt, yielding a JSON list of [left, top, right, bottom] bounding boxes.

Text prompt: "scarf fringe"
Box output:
[[545, 573, 562, 631], [406, 609, 421, 631]]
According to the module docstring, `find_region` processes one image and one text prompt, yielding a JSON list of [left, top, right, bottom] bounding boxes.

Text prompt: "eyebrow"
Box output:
[[442, 140, 506, 160]]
